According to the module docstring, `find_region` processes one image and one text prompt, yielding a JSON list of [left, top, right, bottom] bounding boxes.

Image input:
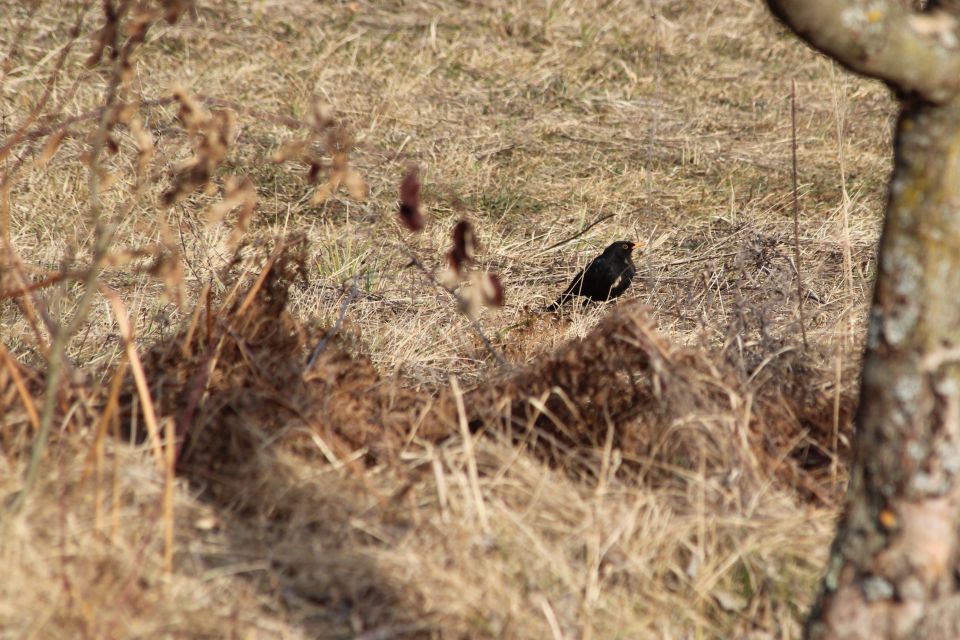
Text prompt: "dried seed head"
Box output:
[[398, 167, 424, 232], [87, 1, 119, 67], [307, 161, 323, 184], [311, 173, 343, 204], [115, 102, 137, 124], [312, 102, 336, 130], [343, 168, 367, 200], [206, 175, 257, 249], [126, 7, 154, 44], [97, 168, 122, 192]]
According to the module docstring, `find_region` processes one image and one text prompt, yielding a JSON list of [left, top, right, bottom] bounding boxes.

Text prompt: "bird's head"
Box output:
[[605, 240, 640, 256]]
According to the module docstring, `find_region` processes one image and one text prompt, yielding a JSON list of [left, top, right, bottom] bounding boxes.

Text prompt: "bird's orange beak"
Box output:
[[630, 241, 641, 250]]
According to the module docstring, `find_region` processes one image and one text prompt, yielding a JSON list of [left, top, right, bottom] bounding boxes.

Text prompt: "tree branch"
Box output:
[[766, 0, 960, 103]]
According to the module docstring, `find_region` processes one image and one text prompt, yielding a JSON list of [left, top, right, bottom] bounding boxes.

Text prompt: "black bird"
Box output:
[[546, 240, 639, 312]]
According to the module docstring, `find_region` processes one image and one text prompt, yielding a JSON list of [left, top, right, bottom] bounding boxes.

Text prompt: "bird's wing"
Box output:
[[579, 257, 616, 297]]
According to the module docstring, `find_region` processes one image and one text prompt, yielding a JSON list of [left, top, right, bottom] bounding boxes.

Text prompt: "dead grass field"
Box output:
[[0, 1, 895, 638]]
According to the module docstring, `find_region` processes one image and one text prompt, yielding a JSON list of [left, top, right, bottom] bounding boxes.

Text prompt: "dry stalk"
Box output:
[[791, 79, 809, 350], [307, 276, 361, 369], [103, 288, 164, 465], [8, 0, 171, 512], [537, 212, 616, 254], [829, 63, 855, 484], [1, 180, 53, 357], [8, 16, 128, 514], [0, 344, 40, 431], [646, 0, 662, 188], [451, 376, 489, 532]]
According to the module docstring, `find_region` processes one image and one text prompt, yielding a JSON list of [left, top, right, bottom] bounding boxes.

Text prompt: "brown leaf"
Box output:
[[448, 219, 477, 273], [482, 273, 505, 307], [160, 0, 193, 24], [36, 129, 69, 167], [398, 167, 424, 232], [307, 160, 322, 184]]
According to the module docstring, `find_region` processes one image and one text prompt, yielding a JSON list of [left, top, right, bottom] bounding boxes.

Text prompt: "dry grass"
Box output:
[[0, 0, 894, 638]]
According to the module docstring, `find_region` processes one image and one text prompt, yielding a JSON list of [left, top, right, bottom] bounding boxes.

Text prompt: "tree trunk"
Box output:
[[809, 97, 960, 640], [764, 2, 960, 638]]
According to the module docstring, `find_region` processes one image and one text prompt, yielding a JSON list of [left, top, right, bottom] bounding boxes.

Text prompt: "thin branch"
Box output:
[[306, 277, 361, 370], [404, 249, 509, 369], [537, 213, 616, 254], [667, 251, 739, 267], [9, 1, 134, 513], [647, 0, 662, 184], [791, 80, 809, 350]]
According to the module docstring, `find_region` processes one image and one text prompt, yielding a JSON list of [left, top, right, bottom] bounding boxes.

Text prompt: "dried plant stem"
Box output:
[[90, 360, 129, 533], [2, 161, 53, 359], [0, 344, 40, 431], [450, 376, 489, 533], [829, 63, 854, 483], [163, 415, 175, 574], [791, 79, 809, 350], [103, 288, 164, 465], [647, 0, 662, 184], [404, 248, 508, 369], [307, 277, 360, 369], [538, 213, 616, 254], [8, 5, 130, 513]]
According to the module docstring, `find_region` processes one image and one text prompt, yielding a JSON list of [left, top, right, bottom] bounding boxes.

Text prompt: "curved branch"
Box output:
[[766, 0, 960, 103]]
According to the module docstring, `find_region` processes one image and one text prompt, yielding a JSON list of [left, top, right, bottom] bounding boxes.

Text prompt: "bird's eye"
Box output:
[[623, 243, 630, 250]]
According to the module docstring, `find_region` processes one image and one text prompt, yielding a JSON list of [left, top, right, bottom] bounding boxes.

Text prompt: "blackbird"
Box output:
[[546, 240, 639, 311]]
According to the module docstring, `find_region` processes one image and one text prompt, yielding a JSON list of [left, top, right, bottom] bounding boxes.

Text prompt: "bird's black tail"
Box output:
[[543, 292, 573, 313]]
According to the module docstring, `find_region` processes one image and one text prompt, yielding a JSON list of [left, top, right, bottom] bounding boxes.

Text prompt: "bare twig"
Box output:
[[538, 213, 616, 254], [791, 79, 809, 350], [829, 62, 854, 485], [647, 1, 662, 182], [667, 251, 739, 267], [9, 1, 134, 513], [404, 248, 508, 369], [306, 277, 361, 369]]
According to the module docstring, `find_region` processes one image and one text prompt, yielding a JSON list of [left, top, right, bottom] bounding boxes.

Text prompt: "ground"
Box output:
[[0, 1, 893, 638]]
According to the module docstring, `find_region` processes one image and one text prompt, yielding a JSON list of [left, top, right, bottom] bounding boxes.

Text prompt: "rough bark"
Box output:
[[765, 1, 960, 638]]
